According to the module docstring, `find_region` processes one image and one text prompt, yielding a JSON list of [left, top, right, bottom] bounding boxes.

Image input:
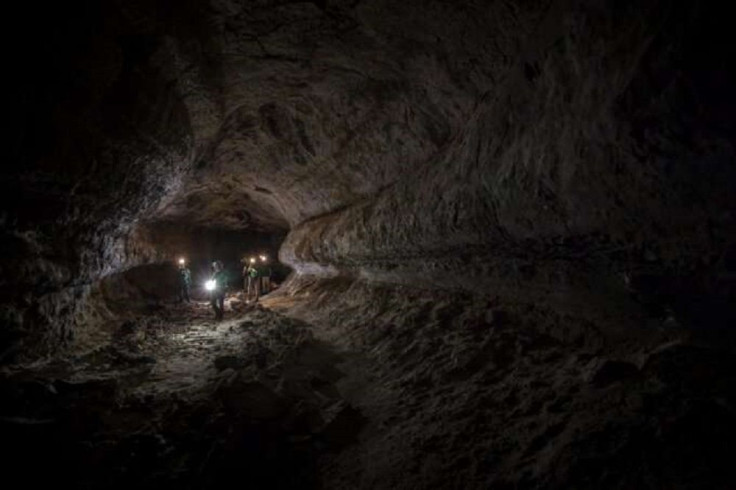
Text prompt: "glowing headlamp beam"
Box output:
[[205, 280, 216, 291]]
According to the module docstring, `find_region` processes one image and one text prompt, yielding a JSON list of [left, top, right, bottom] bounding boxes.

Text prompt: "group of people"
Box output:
[[176, 255, 273, 320], [242, 255, 272, 302]]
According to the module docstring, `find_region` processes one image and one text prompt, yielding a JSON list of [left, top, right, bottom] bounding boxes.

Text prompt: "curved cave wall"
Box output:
[[2, 0, 734, 366], [0, 0, 735, 486], [281, 1, 736, 325]]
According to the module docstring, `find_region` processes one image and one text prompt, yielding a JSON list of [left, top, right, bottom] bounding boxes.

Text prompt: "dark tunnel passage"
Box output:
[[132, 221, 290, 295], [2, 1, 736, 489]]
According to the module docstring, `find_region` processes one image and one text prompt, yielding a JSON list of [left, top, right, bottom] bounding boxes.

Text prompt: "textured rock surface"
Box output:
[[1, 304, 354, 488], [4, 0, 735, 358], [1, 0, 735, 488], [263, 276, 736, 489]]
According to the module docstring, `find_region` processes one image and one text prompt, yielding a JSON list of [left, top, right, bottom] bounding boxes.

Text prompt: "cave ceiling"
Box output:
[[138, 0, 539, 231]]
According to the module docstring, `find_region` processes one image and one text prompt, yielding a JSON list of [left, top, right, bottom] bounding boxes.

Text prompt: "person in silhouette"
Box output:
[[241, 257, 250, 293], [177, 258, 192, 303], [209, 260, 227, 320], [245, 257, 260, 302], [259, 254, 272, 295]]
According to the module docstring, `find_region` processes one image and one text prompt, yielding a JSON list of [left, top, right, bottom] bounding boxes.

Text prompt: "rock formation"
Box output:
[[1, 0, 734, 488]]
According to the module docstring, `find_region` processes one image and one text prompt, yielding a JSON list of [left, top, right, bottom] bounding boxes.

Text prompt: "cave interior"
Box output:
[[1, 1, 735, 489]]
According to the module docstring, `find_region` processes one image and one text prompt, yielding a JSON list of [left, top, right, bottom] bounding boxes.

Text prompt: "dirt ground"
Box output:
[[2, 285, 735, 489], [0, 296, 358, 489], [263, 278, 736, 490]]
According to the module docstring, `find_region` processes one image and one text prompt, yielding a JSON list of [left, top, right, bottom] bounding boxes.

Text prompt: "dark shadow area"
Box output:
[[0, 307, 357, 490]]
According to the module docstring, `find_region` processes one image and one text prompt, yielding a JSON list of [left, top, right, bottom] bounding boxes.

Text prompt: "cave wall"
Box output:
[[2, 0, 533, 360], [280, 0, 736, 329], [2, 1, 208, 360], [2, 0, 735, 362]]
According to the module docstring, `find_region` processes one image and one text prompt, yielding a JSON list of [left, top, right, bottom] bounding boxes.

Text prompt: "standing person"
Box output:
[[241, 257, 250, 293], [209, 260, 227, 320], [259, 254, 272, 295], [245, 257, 260, 302], [177, 258, 192, 303]]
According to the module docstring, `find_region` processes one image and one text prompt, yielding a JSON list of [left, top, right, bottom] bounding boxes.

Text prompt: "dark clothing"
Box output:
[[211, 294, 225, 320], [212, 269, 227, 288], [179, 283, 191, 303], [210, 269, 227, 319], [259, 266, 272, 294], [245, 265, 260, 301], [178, 267, 192, 303], [179, 267, 192, 285], [260, 276, 271, 294]]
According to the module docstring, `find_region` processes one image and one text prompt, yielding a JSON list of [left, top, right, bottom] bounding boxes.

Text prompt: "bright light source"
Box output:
[[205, 280, 216, 291], [259, 255, 267, 262], [178, 258, 186, 265], [249, 257, 256, 263]]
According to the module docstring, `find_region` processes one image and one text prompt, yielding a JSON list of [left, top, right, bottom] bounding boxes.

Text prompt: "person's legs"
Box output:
[[210, 295, 218, 317], [248, 277, 258, 302], [216, 295, 225, 319], [183, 285, 190, 303]]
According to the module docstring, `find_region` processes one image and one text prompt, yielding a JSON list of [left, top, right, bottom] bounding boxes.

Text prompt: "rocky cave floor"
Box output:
[[2, 286, 736, 490]]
